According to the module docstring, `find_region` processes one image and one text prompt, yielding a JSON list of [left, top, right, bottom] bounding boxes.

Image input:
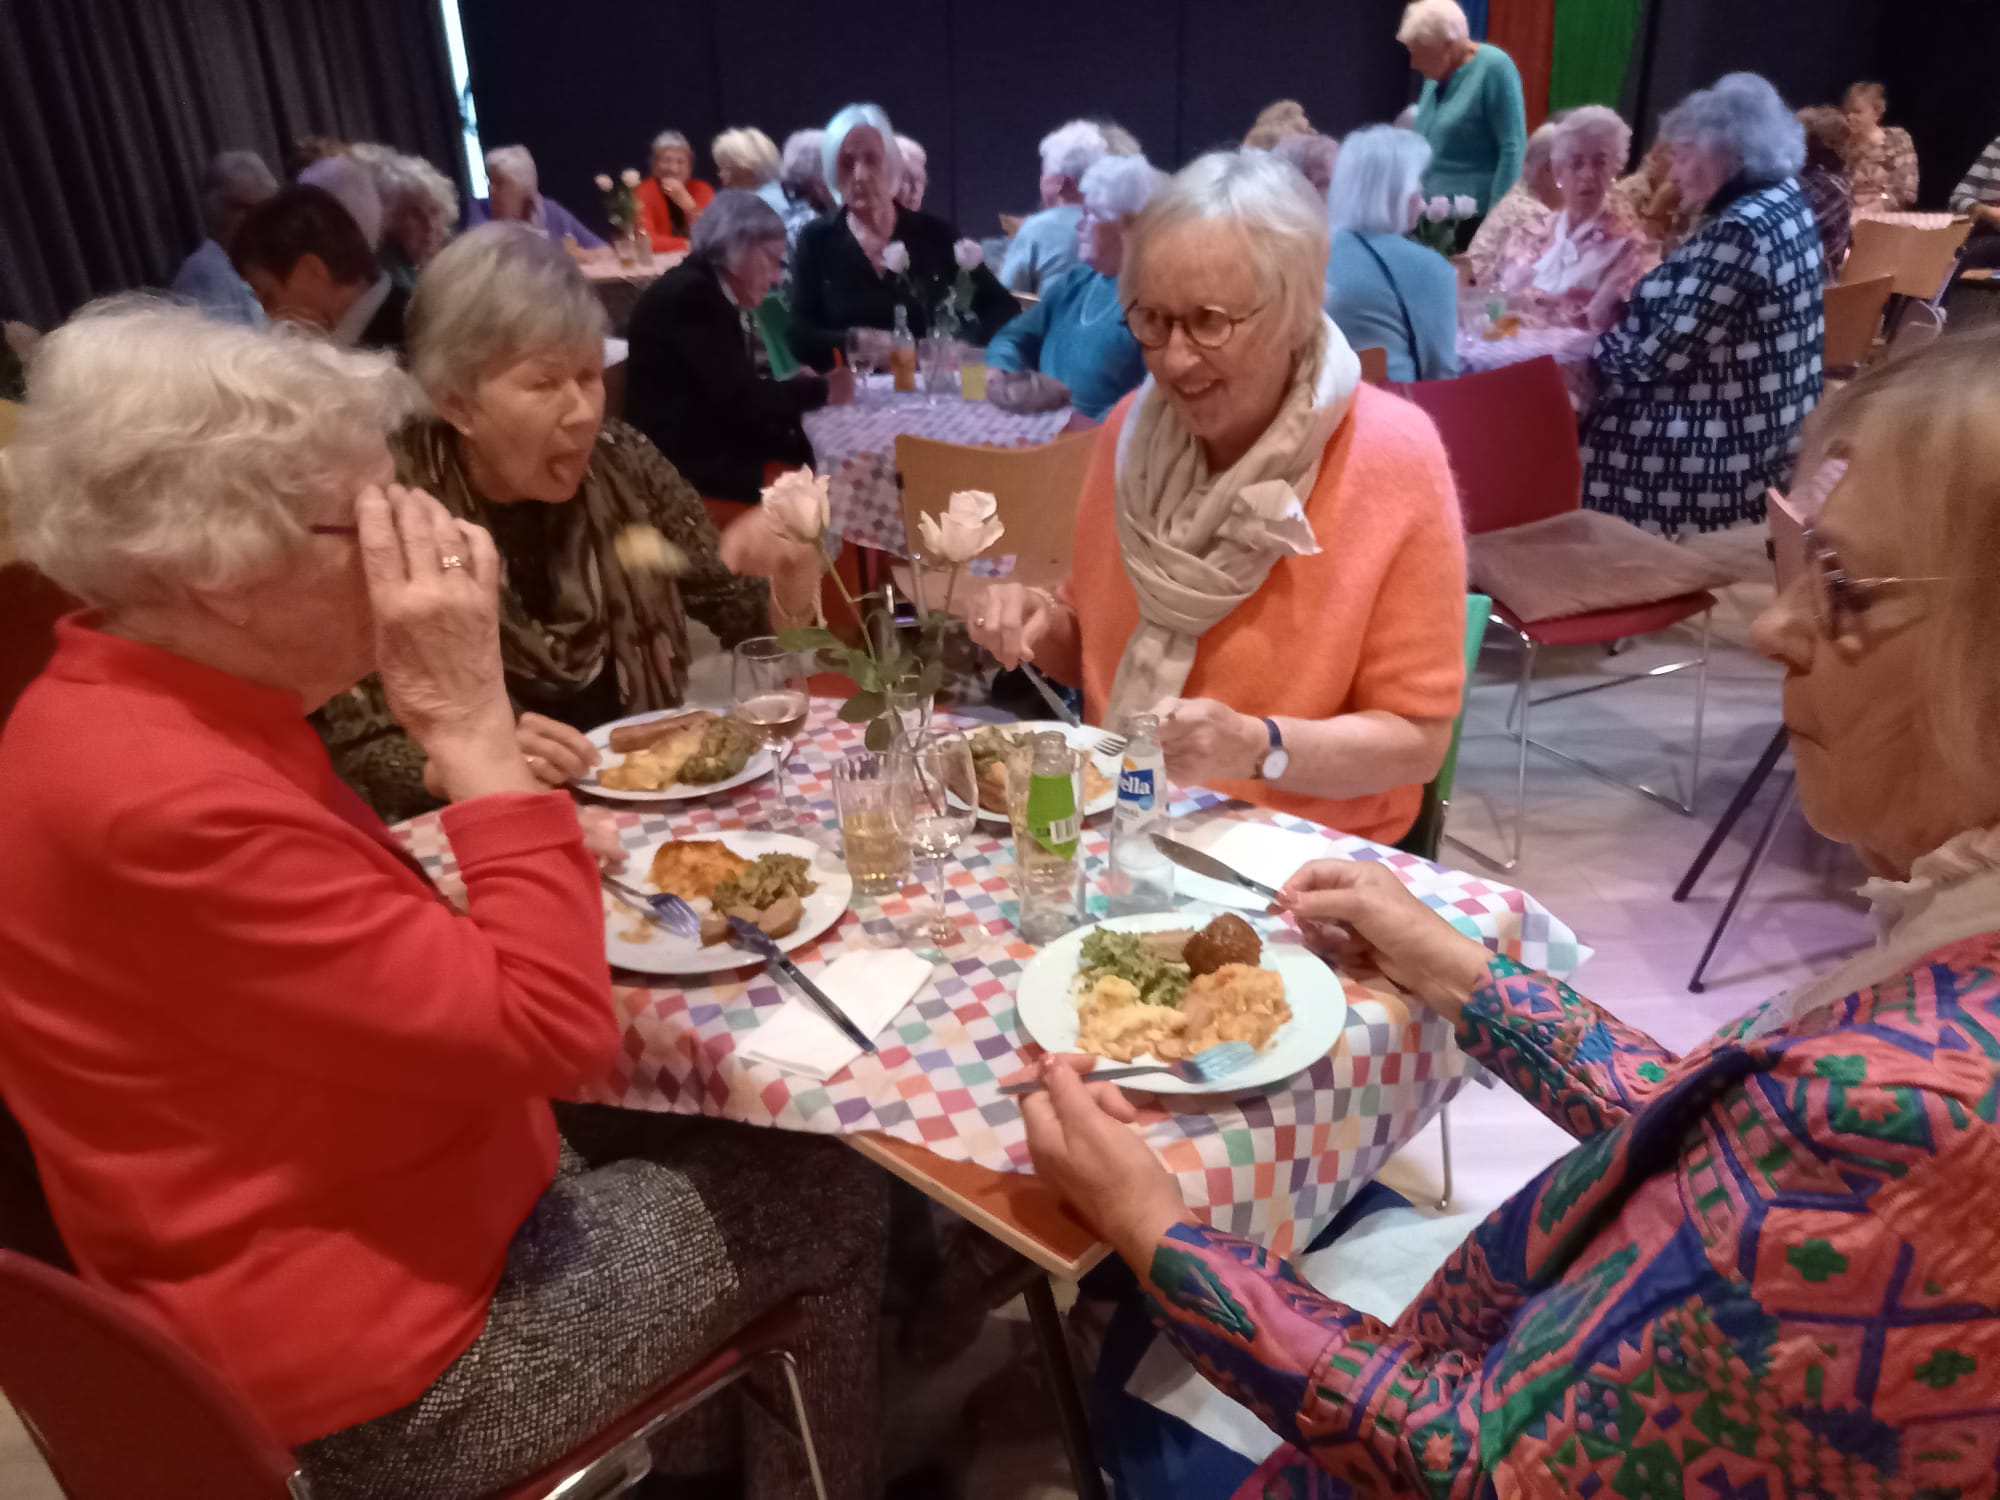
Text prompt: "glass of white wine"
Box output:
[[732, 636, 814, 833], [888, 730, 978, 953]]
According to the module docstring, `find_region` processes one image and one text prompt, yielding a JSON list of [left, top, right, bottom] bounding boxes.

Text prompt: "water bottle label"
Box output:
[[1117, 764, 1156, 811]]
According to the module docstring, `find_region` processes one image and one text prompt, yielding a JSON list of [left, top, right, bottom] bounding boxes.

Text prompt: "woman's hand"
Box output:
[[662, 179, 696, 213], [517, 712, 599, 787], [1273, 861, 1494, 1021], [1019, 1055, 1192, 1265], [359, 484, 539, 802], [1155, 698, 1266, 784], [576, 805, 628, 872], [985, 370, 1071, 415], [822, 366, 857, 406], [968, 583, 1058, 669]]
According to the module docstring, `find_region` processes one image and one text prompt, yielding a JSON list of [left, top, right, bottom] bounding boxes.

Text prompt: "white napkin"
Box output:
[[739, 948, 935, 1080]]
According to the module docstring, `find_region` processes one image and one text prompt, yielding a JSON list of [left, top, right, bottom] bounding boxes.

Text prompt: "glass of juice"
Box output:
[[832, 750, 910, 896]]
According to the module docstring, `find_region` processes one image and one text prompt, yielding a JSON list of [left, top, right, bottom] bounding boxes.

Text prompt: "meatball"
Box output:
[[1182, 912, 1261, 977]]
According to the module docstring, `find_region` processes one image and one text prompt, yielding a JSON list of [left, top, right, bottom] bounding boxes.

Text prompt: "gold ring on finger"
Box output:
[[439, 554, 466, 571]]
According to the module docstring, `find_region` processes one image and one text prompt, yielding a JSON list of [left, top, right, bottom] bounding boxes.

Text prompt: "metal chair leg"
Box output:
[[1674, 727, 1789, 901], [1025, 1276, 1108, 1500], [1687, 775, 1797, 993], [1435, 1106, 1453, 1211], [1447, 632, 1535, 873], [775, 1350, 830, 1500]]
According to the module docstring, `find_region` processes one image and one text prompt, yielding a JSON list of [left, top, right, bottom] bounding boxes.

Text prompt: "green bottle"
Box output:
[[1024, 731, 1080, 858]]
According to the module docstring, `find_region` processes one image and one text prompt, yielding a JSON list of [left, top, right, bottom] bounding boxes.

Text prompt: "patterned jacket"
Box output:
[[1143, 937, 2000, 1499], [1580, 179, 1824, 535]]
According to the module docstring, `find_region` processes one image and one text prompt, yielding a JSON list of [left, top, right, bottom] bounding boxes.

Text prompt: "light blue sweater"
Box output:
[[998, 205, 1082, 293], [1412, 42, 1527, 211], [1323, 232, 1459, 384], [984, 265, 1146, 420]]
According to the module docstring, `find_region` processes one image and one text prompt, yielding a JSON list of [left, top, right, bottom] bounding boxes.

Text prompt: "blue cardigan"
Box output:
[[1323, 232, 1459, 384], [984, 265, 1147, 420]]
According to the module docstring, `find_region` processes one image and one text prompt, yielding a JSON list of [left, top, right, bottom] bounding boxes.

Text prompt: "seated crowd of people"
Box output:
[[2, 0, 1999, 1494]]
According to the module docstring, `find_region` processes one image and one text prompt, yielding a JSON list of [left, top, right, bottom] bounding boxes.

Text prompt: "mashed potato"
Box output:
[[1073, 961, 1290, 1063]]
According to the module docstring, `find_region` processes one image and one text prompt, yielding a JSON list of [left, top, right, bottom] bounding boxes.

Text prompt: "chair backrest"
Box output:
[[1395, 592, 1491, 861], [1841, 217, 1973, 301], [895, 427, 1099, 592], [1398, 356, 1582, 535], [1821, 275, 1893, 371], [1355, 346, 1390, 386], [0, 1252, 303, 1500]]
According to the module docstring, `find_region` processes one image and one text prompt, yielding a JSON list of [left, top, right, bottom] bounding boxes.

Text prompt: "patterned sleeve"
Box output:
[[1885, 128, 1920, 210], [620, 425, 771, 649], [1592, 217, 1762, 387], [1951, 138, 2000, 214], [1458, 956, 1679, 1140]]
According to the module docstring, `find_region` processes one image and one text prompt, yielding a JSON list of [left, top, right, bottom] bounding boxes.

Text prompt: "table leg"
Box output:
[[1024, 1275, 1108, 1500]]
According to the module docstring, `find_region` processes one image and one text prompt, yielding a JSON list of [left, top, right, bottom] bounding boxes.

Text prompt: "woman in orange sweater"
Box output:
[[970, 150, 1467, 845], [637, 129, 716, 253]]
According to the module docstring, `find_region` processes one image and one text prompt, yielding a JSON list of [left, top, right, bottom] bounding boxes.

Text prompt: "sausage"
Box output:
[[609, 710, 716, 753]]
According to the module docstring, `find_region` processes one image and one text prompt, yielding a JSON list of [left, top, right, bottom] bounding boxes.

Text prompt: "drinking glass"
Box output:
[[831, 750, 910, 896], [920, 332, 959, 403], [732, 636, 814, 833], [889, 731, 978, 951], [845, 328, 881, 402]]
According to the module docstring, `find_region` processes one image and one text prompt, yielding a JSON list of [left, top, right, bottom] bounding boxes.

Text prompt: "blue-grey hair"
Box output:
[[822, 103, 904, 206], [1660, 72, 1805, 187], [690, 189, 786, 270], [1325, 125, 1432, 236], [1081, 155, 1166, 219]]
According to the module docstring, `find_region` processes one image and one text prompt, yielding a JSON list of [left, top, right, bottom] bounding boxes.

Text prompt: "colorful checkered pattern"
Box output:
[[395, 705, 1587, 1258]]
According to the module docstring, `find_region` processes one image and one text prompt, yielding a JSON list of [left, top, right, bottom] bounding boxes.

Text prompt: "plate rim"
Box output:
[[603, 828, 852, 976], [961, 718, 1121, 825], [575, 707, 777, 803]]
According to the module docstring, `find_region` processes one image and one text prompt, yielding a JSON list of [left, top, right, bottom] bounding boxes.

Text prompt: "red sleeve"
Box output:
[[115, 788, 619, 1100]]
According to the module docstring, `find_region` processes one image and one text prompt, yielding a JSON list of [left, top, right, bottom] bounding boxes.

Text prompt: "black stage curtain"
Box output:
[[0, 0, 464, 328]]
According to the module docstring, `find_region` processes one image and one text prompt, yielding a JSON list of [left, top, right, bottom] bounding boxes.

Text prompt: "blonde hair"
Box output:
[[1244, 100, 1311, 151], [711, 127, 780, 187]]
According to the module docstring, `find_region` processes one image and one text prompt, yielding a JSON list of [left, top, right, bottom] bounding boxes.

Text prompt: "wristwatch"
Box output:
[[1253, 717, 1289, 781]]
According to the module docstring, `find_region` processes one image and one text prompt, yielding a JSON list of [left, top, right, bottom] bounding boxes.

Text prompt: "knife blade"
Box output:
[[1149, 835, 1284, 903], [726, 917, 877, 1055], [1020, 663, 1081, 727]]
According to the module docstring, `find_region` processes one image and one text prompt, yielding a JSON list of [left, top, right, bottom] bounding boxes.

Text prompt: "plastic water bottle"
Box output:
[[1018, 731, 1084, 943], [1107, 713, 1174, 916]]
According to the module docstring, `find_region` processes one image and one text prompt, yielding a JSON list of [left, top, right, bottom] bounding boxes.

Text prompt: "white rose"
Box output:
[[1423, 196, 1453, 223], [953, 238, 983, 271], [761, 466, 832, 545], [1453, 194, 1479, 218], [916, 489, 1004, 564], [880, 240, 911, 274], [621, 168, 643, 189], [595, 173, 614, 193]]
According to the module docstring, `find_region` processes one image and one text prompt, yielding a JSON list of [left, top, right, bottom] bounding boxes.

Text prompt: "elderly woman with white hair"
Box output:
[[986, 154, 1166, 419], [789, 103, 1016, 366], [893, 134, 927, 211], [1464, 114, 1562, 283], [170, 149, 278, 325], [971, 151, 1467, 846], [1322, 125, 1459, 383], [711, 126, 789, 220], [637, 129, 714, 253], [1583, 72, 1824, 535], [1490, 105, 1654, 329], [0, 300, 888, 1499], [998, 119, 1111, 293], [626, 190, 854, 502], [469, 144, 604, 248], [1401, 0, 1527, 240], [353, 145, 461, 291]]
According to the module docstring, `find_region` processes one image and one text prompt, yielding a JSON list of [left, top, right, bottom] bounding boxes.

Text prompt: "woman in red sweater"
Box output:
[[638, 129, 716, 253], [969, 150, 1467, 845], [0, 303, 885, 1499]]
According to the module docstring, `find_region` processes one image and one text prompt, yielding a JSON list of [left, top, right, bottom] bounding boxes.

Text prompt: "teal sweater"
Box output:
[[984, 266, 1146, 420], [1412, 43, 1527, 212]]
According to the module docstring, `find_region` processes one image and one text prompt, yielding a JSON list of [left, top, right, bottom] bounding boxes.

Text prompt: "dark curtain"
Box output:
[[0, 0, 463, 328]]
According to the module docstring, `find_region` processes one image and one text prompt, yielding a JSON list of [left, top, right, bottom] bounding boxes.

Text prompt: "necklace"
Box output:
[[1077, 274, 1120, 329]]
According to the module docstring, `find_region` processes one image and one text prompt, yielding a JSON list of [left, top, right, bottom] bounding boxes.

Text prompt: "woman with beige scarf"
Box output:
[[970, 151, 1467, 846]]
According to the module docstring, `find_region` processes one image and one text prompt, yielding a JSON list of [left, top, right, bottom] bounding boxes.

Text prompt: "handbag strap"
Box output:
[[1351, 234, 1428, 382]]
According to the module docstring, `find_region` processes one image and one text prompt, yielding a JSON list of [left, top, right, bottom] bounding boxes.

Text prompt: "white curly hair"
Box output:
[[1659, 72, 1805, 186]]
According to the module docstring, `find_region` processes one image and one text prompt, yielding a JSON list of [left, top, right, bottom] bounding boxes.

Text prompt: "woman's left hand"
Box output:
[[663, 179, 696, 212], [576, 805, 628, 873], [1155, 697, 1266, 784], [517, 712, 599, 787], [1019, 1055, 1192, 1265]]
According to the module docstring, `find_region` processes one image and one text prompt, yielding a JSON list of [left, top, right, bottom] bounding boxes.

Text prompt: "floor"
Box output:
[[1, 545, 1877, 1499]]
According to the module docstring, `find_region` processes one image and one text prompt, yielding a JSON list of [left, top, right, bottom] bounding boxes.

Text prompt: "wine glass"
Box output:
[[732, 636, 814, 833], [845, 327, 880, 402], [889, 731, 978, 952]]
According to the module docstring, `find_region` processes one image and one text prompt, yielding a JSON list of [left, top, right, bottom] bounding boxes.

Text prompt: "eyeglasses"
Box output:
[[1122, 301, 1265, 352], [308, 524, 359, 537]]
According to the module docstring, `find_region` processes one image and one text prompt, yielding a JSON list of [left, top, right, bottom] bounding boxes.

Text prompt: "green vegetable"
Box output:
[[711, 853, 816, 911], [968, 725, 1026, 774], [1078, 928, 1189, 1008], [680, 718, 763, 784]]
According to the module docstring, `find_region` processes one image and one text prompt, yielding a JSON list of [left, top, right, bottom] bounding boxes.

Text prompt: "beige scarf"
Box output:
[[1105, 314, 1362, 727]]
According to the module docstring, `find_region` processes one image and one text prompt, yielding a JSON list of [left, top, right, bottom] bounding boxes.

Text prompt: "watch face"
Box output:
[[1262, 747, 1290, 780]]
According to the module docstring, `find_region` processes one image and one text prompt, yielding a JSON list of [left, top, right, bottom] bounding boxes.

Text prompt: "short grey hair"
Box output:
[[1039, 121, 1108, 184], [780, 130, 825, 195], [1659, 72, 1804, 187], [484, 144, 538, 189], [3, 299, 413, 607], [691, 189, 786, 270], [1081, 154, 1166, 219], [1397, 0, 1469, 47], [199, 151, 278, 240], [822, 104, 904, 203], [1551, 105, 1632, 169], [352, 144, 458, 223], [1326, 125, 1432, 236], [1522, 118, 1562, 182], [405, 224, 608, 405], [1122, 150, 1330, 353], [711, 127, 780, 186], [650, 130, 691, 159]]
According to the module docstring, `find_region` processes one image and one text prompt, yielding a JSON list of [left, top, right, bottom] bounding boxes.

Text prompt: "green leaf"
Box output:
[[916, 658, 945, 694], [776, 626, 840, 652], [838, 691, 886, 723], [864, 717, 894, 751], [849, 655, 885, 692]]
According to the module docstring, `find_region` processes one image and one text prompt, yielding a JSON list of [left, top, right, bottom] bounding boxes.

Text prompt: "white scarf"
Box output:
[[1104, 315, 1362, 727], [1528, 209, 1623, 296]]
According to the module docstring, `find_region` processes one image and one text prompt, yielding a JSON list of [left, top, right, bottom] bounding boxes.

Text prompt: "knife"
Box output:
[[726, 916, 877, 1055], [1150, 835, 1284, 904], [1020, 663, 1081, 727]]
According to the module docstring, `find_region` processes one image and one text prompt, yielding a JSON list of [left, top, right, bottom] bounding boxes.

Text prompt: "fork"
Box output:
[[602, 876, 702, 940], [1016, 664, 1126, 758], [997, 1040, 1257, 1097]]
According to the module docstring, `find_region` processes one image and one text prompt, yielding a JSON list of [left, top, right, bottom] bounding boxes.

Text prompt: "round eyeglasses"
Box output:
[[1122, 301, 1266, 352]]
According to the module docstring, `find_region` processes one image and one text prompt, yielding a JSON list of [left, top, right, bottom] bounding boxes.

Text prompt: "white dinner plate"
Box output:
[[1011, 912, 1348, 1096], [604, 831, 852, 976], [964, 720, 1121, 826], [575, 708, 777, 804]]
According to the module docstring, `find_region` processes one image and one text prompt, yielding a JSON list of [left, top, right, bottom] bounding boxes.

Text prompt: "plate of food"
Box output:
[[1011, 911, 1347, 1095], [603, 831, 852, 975], [578, 709, 775, 803], [965, 722, 1118, 826]]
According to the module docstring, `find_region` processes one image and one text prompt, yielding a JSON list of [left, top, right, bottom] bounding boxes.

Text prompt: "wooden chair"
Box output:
[[999, 214, 1024, 238], [1841, 217, 1973, 304], [1821, 275, 1894, 378], [1355, 346, 1391, 386]]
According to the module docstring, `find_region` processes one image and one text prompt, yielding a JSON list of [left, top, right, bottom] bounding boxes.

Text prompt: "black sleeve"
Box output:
[[964, 262, 1021, 348], [638, 275, 827, 460], [786, 219, 846, 368]]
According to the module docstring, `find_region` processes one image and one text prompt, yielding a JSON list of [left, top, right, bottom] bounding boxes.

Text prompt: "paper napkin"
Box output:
[[738, 947, 935, 1080]]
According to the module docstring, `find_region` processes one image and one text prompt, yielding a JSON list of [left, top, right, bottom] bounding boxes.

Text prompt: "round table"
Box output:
[[1456, 324, 1598, 412]]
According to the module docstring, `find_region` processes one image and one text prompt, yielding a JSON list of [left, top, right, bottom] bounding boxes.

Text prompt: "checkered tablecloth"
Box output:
[[1455, 324, 1598, 412], [800, 376, 1072, 564], [394, 703, 1587, 1259]]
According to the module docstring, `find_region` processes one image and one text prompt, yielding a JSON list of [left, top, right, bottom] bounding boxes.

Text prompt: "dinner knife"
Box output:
[[1150, 835, 1285, 904], [725, 916, 878, 1055], [1020, 663, 1081, 727]]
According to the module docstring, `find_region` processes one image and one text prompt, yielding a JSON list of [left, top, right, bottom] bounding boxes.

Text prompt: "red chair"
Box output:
[[1400, 356, 1714, 870], [0, 1250, 828, 1500]]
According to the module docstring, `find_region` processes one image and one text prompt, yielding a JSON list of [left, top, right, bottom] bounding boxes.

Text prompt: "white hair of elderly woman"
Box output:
[[691, 189, 786, 269], [1121, 150, 1330, 352], [1039, 121, 1109, 185], [405, 223, 609, 405], [198, 151, 278, 239], [1396, 0, 1469, 47], [3, 299, 413, 608], [484, 144, 538, 189], [1081, 154, 1166, 219], [1326, 125, 1434, 236], [821, 104, 905, 203], [1551, 104, 1633, 169], [1660, 72, 1805, 186], [780, 129, 825, 194], [712, 127, 780, 186], [298, 154, 384, 248], [651, 130, 691, 158], [1522, 117, 1563, 179], [351, 143, 458, 222]]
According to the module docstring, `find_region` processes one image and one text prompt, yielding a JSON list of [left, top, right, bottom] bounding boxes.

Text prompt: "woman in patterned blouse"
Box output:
[[1843, 81, 1920, 212], [1023, 328, 2000, 1498]]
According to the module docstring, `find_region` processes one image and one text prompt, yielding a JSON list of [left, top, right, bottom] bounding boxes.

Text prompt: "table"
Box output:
[[1456, 323, 1598, 412], [578, 251, 682, 334], [800, 376, 1072, 563], [1853, 209, 1966, 230]]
